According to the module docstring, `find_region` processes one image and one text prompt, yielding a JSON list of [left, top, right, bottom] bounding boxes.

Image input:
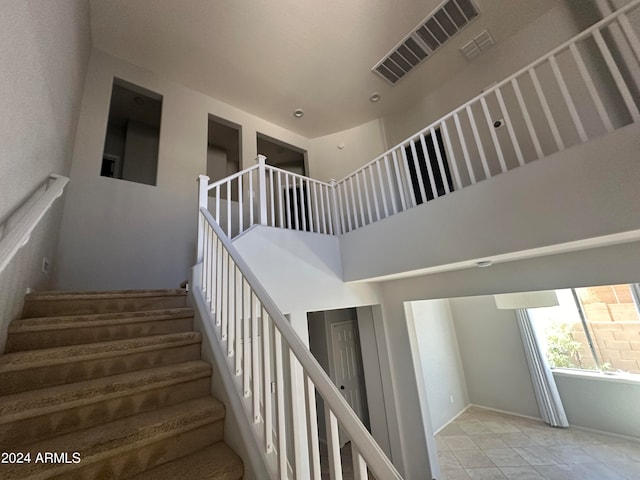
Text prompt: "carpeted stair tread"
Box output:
[[0, 332, 201, 373], [130, 443, 243, 480], [5, 308, 195, 351], [8, 308, 194, 332], [24, 289, 188, 301], [0, 361, 212, 423], [22, 289, 188, 318], [0, 397, 225, 480]]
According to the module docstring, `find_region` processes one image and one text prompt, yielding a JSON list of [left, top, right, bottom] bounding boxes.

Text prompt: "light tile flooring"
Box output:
[[436, 407, 640, 480]]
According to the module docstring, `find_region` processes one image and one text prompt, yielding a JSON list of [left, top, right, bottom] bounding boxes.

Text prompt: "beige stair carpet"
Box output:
[[0, 289, 243, 480]]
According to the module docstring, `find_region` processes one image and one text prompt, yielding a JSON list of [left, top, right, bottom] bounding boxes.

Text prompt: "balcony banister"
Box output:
[[337, 0, 640, 184], [197, 206, 403, 479]]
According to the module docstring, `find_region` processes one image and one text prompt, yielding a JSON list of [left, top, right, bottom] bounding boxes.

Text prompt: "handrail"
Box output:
[[202, 0, 640, 240], [336, 0, 640, 183], [197, 205, 402, 479], [0, 174, 69, 274], [208, 164, 260, 191], [265, 164, 332, 187]]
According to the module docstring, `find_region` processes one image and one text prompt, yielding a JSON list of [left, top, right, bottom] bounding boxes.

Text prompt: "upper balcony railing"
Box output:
[[201, 0, 640, 240]]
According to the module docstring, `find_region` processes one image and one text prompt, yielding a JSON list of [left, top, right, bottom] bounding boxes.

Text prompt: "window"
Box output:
[[529, 284, 640, 375], [101, 79, 162, 186]]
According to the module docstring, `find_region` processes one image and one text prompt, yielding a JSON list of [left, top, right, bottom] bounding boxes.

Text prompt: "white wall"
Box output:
[[408, 299, 470, 432], [308, 119, 387, 182], [448, 296, 540, 418], [232, 226, 381, 314], [0, 0, 91, 351], [55, 50, 310, 290], [553, 371, 640, 439], [340, 122, 640, 282]]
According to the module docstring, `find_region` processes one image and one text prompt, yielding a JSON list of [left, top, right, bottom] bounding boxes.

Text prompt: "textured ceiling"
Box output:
[[90, 0, 559, 138]]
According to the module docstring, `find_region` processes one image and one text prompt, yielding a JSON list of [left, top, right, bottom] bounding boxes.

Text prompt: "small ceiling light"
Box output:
[[476, 260, 493, 268], [293, 109, 304, 118], [369, 93, 381, 103]]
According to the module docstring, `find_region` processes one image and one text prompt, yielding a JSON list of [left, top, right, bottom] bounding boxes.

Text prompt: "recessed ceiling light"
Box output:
[[293, 109, 304, 118], [369, 93, 381, 102]]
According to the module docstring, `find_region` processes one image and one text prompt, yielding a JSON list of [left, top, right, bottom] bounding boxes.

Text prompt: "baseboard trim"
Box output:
[[433, 404, 471, 436], [570, 425, 640, 444], [468, 404, 542, 422]]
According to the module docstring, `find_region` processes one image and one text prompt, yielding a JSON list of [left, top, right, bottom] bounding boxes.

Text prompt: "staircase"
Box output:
[[0, 289, 244, 480]]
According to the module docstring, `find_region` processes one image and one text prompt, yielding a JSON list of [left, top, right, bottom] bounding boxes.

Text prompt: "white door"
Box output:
[[330, 320, 368, 444]]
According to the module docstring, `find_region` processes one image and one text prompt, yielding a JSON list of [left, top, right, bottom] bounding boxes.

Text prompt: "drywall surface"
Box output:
[[232, 226, 381, 314], [355, 306, 392, 457], [448, 296, 540, 419], [0, 196, 66, 353], [409, 299, 469, 432], [308, 119, 387, 182], [0, 1, 90, 349], [381, 1, 594, 147], [0, 0, 90, 221], [55, 50, 309, 290], [553, 371, 640, 439], [340, 122, 640, 282]]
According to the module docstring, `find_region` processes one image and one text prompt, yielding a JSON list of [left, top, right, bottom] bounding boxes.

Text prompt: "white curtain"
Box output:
[[515, 309, 569, 428]]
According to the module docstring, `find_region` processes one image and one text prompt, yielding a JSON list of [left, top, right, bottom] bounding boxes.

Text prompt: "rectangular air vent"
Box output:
[[373, 0, 479, 85]]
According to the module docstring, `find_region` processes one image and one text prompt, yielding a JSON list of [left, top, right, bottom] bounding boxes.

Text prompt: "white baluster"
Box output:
[[418, 134, 438, 199], [238, 174, 244, 234], [593, 28, 640, 122], [529, 68, 565, 151], [305, 374, 321, 480], [480, 97, 507, 173], [277, 171, 284, 228], [368, 166, 380, 222], [352, 445, 368, 480], [251, 293, 260, 422], [274, 329, 288, 479], [399, 146, 417, 207], [569, 43, 613, 134], [383, 154, 398, 214], [325, 408, 343, 480], [466, 105, 492, 179], [262, 309, 273, 452], [440, 119, 463, 189], [409, 139, 428, 202], [511, 77, 544, 159], [494, 87, 525, 167], [391, 150, 407, 211], [453, 112, 477, 184], [376, 159, 390, 218], [549, 55, 588, 142]]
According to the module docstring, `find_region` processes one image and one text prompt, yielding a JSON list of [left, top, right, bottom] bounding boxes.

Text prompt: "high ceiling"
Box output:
[[90, 0, 559, 138]]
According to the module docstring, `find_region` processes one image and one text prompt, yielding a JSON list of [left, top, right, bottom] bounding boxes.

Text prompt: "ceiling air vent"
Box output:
[[373, 0, 479, 85]]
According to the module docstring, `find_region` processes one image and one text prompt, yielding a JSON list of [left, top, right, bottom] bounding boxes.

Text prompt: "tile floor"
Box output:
[[436, 406, 640, 480]]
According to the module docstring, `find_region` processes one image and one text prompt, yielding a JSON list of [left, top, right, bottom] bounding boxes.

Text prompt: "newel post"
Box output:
[[197, 174, 210, 263], [256, 155, 268, 225], [329, 179, 341, 235]]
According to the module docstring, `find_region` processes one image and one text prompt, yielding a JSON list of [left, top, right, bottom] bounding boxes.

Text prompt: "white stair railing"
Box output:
[[194, 191, 402, 480], [334, 0, 640, 232], [203, 1, 640, 241], [0, 174, 69, 275]]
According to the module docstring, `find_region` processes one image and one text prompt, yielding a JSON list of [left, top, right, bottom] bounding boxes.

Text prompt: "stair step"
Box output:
[[5, 308, 194, 352], [0, 361, 212, 449], [130, 443, 243, 480], [0, 397, 225, 480], [22, 289, 188, 318], [0, 332, 202, 395]]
